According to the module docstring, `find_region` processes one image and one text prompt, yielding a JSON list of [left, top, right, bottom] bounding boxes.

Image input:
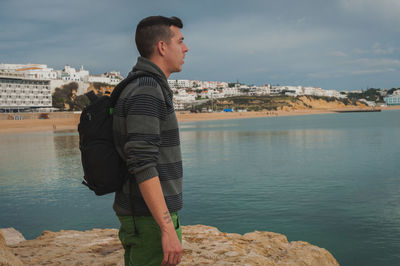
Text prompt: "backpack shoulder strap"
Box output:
[[109, 71, 161, 107], [85, 90, 98, 103]]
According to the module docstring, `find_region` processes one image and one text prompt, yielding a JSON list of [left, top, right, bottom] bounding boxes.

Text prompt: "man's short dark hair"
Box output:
[[135, 16, 183, 58]]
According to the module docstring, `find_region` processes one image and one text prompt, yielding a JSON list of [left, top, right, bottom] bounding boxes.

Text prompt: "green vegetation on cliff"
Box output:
[[52, 82, 115, 111], [52, 82, 90, 111], [347, 88, 384, 103], [346, 87, 400, 103]]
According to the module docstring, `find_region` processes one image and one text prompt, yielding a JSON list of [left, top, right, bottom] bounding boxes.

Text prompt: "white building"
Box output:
[[217, 81, 229, 89], [174, 89, 197, 103], [279, 86, 302, 96], [324, 89, 346, 98], [0, 74, 52, 111], [190, 80, 202, 89], [88, 75, 112, 84], [221, 87, 239, 97], [104, 71, 123, 85], [58, 65, 89, 82], [0, 63, 58, 80], [1, 63, 124, 96], [254, 85, 271, 96], [203, 81, 222, 89], [168, 79, 177, 88], [270, 86, 285, 95], [87, 72, 123, 85], [201, 89, 224, 99], [384, 90, 400, 105], [173, 101, 185, 110], [168, 79, 229, 90], [0, 63, 91, 94], [168, 79, 191, 89], [302, 86, 324, 96]]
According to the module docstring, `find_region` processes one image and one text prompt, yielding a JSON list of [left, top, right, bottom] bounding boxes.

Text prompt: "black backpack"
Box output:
[[78, 71, 158, 195]]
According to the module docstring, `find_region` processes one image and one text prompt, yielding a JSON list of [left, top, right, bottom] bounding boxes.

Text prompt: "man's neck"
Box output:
[[149, 57, 170, 79]]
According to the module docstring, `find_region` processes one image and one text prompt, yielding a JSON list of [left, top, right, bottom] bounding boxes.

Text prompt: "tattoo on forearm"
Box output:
[[163, 211, 172, 224]]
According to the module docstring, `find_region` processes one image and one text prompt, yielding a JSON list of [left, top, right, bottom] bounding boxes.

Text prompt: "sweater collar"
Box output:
[[130, 57, 173, 102], [131, 57, 167, 81]]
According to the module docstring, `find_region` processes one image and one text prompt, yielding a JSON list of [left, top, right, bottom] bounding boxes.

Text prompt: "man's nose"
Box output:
[[183, 43, 189, 53]]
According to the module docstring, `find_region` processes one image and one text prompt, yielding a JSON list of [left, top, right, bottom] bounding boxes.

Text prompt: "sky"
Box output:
[[1, 0, 399, 90]]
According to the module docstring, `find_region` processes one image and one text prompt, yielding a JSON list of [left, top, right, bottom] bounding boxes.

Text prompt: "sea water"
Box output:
[[0, 110, 399, 266]]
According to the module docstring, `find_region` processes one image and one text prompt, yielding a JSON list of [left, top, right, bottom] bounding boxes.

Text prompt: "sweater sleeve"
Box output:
[[123, 83, 167, 183]]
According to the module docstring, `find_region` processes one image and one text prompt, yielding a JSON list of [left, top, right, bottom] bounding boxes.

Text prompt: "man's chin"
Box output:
[[173, 66, 183, 73]]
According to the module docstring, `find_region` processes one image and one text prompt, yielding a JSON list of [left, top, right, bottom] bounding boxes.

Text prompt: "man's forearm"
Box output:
[[138, 176, 175, 231], [139, 175, 182, 265]]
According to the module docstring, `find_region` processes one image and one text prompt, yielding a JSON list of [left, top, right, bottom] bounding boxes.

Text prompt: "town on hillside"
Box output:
[[0, 63, 399, 113]]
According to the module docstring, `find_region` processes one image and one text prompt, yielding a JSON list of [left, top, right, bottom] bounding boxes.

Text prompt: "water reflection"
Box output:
[[181, 127, 342, 169], [0, 131, 81, 187], [0, 132, 57, 185]]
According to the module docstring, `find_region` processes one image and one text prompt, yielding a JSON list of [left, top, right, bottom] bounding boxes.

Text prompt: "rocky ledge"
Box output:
[[1, 225, 339, 265]]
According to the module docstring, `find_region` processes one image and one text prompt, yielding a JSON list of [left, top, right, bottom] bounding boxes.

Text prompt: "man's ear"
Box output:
[[156, 41, 167, 57]]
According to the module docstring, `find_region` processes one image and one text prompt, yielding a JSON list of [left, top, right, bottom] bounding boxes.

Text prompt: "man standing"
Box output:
[[113, 16, 189, 265]]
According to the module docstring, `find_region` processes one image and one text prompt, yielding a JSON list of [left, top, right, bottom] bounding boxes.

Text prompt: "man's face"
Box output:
[[164, 26, 189, 73]]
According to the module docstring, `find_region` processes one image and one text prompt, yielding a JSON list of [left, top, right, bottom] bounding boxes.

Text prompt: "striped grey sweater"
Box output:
[[112, 57, 183, 216]]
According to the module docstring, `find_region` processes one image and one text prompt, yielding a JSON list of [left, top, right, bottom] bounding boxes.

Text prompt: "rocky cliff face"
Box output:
[[210, 95, 366, 112], [2, 225, 339, 266], [293, 96, 366, 110], [182, 225, 339, 265], [0, 230, 23, 266], [278, 96, 368, 112]]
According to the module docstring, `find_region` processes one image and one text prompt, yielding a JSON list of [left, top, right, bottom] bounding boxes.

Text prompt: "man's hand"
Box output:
[[138, 177, 183, 265], [161, 226, 183, 265]]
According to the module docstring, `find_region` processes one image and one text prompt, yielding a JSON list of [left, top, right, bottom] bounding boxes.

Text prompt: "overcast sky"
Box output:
[[1, 0, 399, 90]]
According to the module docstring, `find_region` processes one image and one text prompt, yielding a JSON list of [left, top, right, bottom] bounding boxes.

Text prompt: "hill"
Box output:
[[195, 95, 367, 112]]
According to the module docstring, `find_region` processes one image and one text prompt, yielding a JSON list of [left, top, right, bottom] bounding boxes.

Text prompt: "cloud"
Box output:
[[1, 0, 400, 89], [183, 10, 400, 88], [339, 0, 400, 24], [351, 68, 397, 75], [371, 43, 396, 55], [2, 0, 116, 23], [185, 14, 344, 77], [345, 58, 400, 68], [353, 43, 397, 55], [307, 71, 344, 79], [307, 62, 399, 79], [340, 0, 400, 12], [329, 51, 347, 57], [188, 15, 338, 53]]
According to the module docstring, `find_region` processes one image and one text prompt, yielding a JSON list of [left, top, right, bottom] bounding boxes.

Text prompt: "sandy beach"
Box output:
[[176, 108, 338, 123], [0, 106, 399, 134]]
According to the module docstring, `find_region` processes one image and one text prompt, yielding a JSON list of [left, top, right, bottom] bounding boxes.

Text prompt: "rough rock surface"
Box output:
[[283, 96, 367, 111], [5, 225, 339, 266], [0, 228, 26, 246], [182, 225, 339, 266], [0, 231, 23, 266]]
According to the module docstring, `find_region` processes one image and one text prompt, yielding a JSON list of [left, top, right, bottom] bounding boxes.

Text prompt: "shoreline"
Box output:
[[177, 108, 336, 123], [0, 106, 399, 134]]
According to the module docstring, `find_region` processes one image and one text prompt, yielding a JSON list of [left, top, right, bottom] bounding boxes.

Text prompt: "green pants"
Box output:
[[117, 212, 182, 266]]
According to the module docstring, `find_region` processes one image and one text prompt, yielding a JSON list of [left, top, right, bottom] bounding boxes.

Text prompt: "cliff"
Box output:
[[284, 96, 366, 111], [1, 225, 339, 266], [0, 229, 23, 266], [199, 95, 367, 112]]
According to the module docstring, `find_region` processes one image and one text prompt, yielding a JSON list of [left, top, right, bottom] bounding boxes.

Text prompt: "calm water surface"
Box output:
[[1, 110, 399, 266]]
